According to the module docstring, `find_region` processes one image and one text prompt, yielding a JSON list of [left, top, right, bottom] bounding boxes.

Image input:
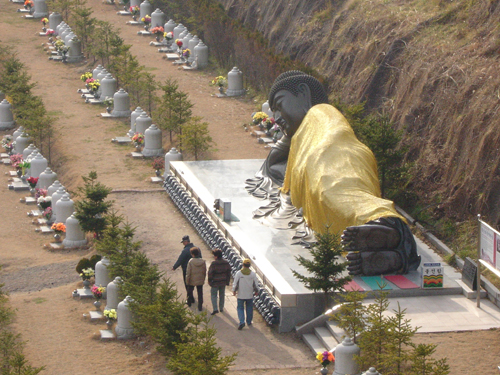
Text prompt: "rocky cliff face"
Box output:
[[218, 0, 500, 225]]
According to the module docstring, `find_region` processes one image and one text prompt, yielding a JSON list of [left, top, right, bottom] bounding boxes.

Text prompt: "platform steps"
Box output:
[[298, 310, 348, 355]]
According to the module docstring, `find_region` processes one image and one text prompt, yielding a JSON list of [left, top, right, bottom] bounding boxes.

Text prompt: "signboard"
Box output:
[[461, 257, 477, 291], [479, 219, 500, 272], [421, 262, 444, 288]]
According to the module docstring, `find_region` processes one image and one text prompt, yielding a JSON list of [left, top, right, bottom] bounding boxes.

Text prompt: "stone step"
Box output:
[[302, 333, 327, 355], [314, 326, 339, 351], [326, 320, 347, 343]]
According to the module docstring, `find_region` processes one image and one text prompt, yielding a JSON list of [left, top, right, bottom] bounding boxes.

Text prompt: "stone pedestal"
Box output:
[[110, 89, 131, 117], [30, 153, 48, 179], [62, 214, 87, 248], [38, 167, 57, 189], [333, 337, 361, 375], [226, 67, 246, 97], [14, 133, 30, 155], [0, 100, 15, 130], [134, 112, 152, 134], [50, 186, 66, 223], [194, 41, 208, 68], [164, 147, 182, 177], [101, 74, 117, 99], [49, 12, 62, 31], [54, 193, 74, 224], [139, 0, 152, 22], [128, 107, 144, 136], [105, 276, 122, 311], [173, 23, 186, 40], [95, 256, 111, 292], [142, 124, 163, 157], [151, 8, 164, 28], [67, 37, 84, 63], [116, 296, 135, 339], [47, 180, 62, 197], [33, 0, 48, 18]]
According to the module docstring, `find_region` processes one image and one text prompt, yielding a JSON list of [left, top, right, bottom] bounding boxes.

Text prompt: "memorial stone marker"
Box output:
[[116, 296, 135, 339], [226, 67, 246, 97], [54, 192, 74, 224], [129, 107, 145, 136], [110, 89, 131, 117], [33, 0, 48, 18], [0, 100, 15, 130], [139, 0, 152, 22], [163, 147, 182, 177], [30, 153, 48, 179], [105, 277, 122, 311], [62, 214, 87, 248], [95, 256, 112, 292], [194, 41, 208, 68], [134, 112, 152, 134], [333, 337, 360, 375], [37, 167, 57, 189], [142, 124, 164, 157], [48, 12, 62, 30]]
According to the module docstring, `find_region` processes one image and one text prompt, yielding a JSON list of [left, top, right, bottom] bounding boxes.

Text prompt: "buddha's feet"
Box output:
[[346, 250, 403, 276], [341, 224, 400, 252]]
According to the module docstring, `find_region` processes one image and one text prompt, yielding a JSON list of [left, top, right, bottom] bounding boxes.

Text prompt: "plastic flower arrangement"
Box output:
[[18, 160, 30, 175], [164, 31, 173, 40], [3, 142, 13, 154], [87, 79, 100, 93], [80, 267, 94, 281], [46, 29, 56, 36], [42, 207, 52, 221], [316, 351, 334, 369], [103, 309, 117, 320], [182, 48, 191, 59], [9, 154, 23, 168], [150, 26, 164, 36], [91, 284, 106, 300], [252, 111, 268, 125], [41, 17, 48, 26], [129, 5, 139, 15], [103, 97, 113, 107], [27, 176, 38, 189], [35, 188, 47, 199], [51, 222, 66, 234], [141, 15, 151, 24], [175, 39, 183, 48], [211, 76, 226, 87], [24, 0, 33, 9], [80, 72, 92, 83], [263, 117, 275, 130], [152, 157, 164, 170], [38, 195, 52, 210], [131, 132, 144, 145], [54, 39, 65, 51]]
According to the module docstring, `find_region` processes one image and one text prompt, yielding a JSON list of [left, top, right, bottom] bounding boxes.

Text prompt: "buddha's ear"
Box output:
[[297, 83, 312, 109]]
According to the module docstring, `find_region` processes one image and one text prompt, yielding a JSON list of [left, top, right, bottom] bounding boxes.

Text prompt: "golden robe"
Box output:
[[282, 104, 404, 235]]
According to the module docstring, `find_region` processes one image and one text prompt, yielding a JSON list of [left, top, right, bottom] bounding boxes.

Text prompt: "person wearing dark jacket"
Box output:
[[207, 249, 232, 315], [172, 235, 197, 301]]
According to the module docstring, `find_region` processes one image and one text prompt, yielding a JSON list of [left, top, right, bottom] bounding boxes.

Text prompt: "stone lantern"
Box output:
[[105, 277, 122, 311], [129, 107, 145, 136], [67, 37, 84, 63], [50, 186, 66, 223], [92, 64, 104, 78], [139, 0, 152, 22], [37, 167, 57, 189], [62, 214, 87, 248], [142, 124, 163, 157], [33, 0, 48, 19], [173, 23, 186, 40], [47, 180, 62, 197], [49, 12, 62, 31], [134, 112, 152, 134], [164, 19, 176, 34], [14, 133, 30, 155], [226, 67, 246, 97], [164, 147, 182, 177], [111, 89, 131, 117], [333, 337, 361, 375], [95, 256, 112, 293], [188, 36, 200, 63], [151, 8, 165, 28], [0, 100, 15, 130], [362, 368, 380, 375], [101, 74, 117, 99], [116, 296, 135, 339], [194, 41, 208, 68], [30, 153, 48, 179], [54, 193, 74, 224]]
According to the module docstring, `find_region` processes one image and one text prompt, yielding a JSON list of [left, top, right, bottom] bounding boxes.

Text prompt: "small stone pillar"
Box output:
[[49, 12, 62, 31], [37, 168, 57, 189], [22, 144, 37, 160], [142, 124, 163, 157], [173, 23, 186, 40], [92, 64, 104, 78], [129, 107, 144, 136], [164, 19, 176, 34], [0, 100, 15, 130], [101, 74, 117, 99], [111, 89, 131, 117], [151, 8, 165, 28], [194, 41, 208, 68], [116, 296, 135, 339], [95, 69, 108, 97], [182, 33, 193, 50], [188, 36, 200, 63], [56, 22, 67, 35], [47, 180, 62, 196], [95, 256, 112, 295], [105, 277, 122, 311], [64, 32, 76, 45], [14, 133, 30, 155], [12, 126, 24, 141], [30, 153, 48, 179], [67, 37, 84, 63], [62, 214, 87, 248], [262, 100, 273, 117], [139, 0, 152, 22], [362, 368, 380, 375], [54, 193, 74, 224], [60, 27, 72, 42], [164, 147, 182, 177], [226, 67, 245, 97], [50, 186, 66, 222], [134, 112, 152, 134], [333, 337, 361, 375], [33, 0, 48, 19]]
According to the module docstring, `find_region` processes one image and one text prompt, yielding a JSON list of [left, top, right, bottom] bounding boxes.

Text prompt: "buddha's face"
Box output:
[[272, 85, 312, 137]]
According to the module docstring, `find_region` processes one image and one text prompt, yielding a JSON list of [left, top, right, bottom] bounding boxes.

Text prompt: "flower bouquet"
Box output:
[[38, 195, 52, 210], [42, 207, 52, 221], [131, 132, 144, 148], [27, 176, 38, 189], [10, 154, 23, 169], [164, 31, 173, 41], [130, 5, 139, 16], [35, 188, 47, 199], [104, 308, 117, 328], [24, 0, 33, 10], [46, 29, 56, 36], [252, 111, 268, 125], [81, 72, 92, 83], [51, 222, 66, 235], [80, 267, 94, 281], [175, 39, 183, 53], [263, 117, 275, 131], [152, 157, 164, 176], [211, 76, 227, 87], [91, 284, 106, 300], [18, 160, 30, 176], [3, 142, 14, 155], [141, 15, 151, 29], [182, 48, 191, 60], [86, 79, 100, 95], [316, 350, 334, 373], [150, 26, 164, 36]]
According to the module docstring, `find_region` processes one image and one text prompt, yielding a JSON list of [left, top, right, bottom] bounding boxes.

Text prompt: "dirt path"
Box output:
[[1, 1, 500, 374]]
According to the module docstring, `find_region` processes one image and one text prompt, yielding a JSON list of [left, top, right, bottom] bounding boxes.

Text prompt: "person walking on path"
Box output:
[[232, 258, 259, 330], [172, 235, 197, 302], [186, 247, 207, 311], [207, 249, 232, 315]]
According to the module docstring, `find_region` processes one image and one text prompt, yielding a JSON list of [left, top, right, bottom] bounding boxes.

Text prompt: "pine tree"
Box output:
[[331, 290, 367, 343], [170, 90, 193, 149], [291, 227, 351, 310], [388, 303, 419, 375], [154, 78, 179, 143], [409, 344, 450, 375], [180, 116, 216, 160]]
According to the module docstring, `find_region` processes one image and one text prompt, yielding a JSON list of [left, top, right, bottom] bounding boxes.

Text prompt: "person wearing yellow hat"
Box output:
[[232, 258, 259, 330]]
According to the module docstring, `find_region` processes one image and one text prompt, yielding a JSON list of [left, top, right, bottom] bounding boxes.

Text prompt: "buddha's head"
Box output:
[[268, 72, 328, 137]]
